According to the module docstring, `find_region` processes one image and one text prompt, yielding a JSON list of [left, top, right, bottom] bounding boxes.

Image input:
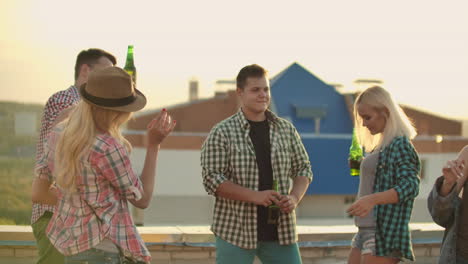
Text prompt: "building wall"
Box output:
[[122, 60, 467, 224], [297, 195, 355, 219], [403, 107, 462, 136], [127, 91, 239, 133], [129, 141, 462, 224], [130, 148, 205, 196], [463, 120, 468, 137], [14, 112, 36, 136], [0, 226, 443, 264]]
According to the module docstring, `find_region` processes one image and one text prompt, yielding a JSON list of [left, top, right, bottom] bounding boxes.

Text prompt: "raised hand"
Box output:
[[442, 159, 466, 187], [146, 109, 176, 146]]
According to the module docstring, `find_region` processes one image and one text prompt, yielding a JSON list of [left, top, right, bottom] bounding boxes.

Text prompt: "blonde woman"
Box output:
[[346, 86, 421, 264], [428, 146, 468, 264], [35, 67, 175, 264]]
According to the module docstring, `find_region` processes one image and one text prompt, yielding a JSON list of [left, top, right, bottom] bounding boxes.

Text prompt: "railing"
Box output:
[[0, 223, 444, 264]]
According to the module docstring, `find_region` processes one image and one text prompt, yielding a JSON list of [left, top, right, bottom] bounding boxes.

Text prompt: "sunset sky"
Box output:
[[1, 0, 467, 119]]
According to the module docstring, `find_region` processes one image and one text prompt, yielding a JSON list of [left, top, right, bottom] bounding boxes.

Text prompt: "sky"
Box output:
[[1, 0, 467, 119]]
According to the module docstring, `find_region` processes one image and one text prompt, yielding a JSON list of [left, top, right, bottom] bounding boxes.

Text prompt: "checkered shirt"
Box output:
[[201, 109, 313, 249], [374, 136, 421, 261], [35, 127, 151, 263], [31, 85, 80, 224]]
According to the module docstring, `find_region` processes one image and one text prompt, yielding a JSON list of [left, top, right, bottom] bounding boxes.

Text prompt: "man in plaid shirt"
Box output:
[[201, 64, 313, 264], [31, 48, 116, 264]]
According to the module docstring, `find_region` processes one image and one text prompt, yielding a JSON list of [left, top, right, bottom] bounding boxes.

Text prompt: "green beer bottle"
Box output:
[[267, 179, 280, 225], [124, 45, 136, 87], [349, 128, 363, 176]]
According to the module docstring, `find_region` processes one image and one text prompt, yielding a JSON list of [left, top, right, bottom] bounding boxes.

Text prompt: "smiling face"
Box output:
[[357, 103, 387, 135], [237, 76, 270, 120]]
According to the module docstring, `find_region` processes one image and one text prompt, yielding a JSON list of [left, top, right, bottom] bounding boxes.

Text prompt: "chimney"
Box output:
[[189, 78, 198, 102]]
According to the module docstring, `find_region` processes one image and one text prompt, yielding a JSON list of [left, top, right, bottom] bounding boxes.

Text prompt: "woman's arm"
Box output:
[[129, 110, 176, 209], [348, 137, 419, 217], [428, 176, 458, 228], [347, 189, 398, 217], [427, 146, 468, 227], [440, 146, 467, 196]]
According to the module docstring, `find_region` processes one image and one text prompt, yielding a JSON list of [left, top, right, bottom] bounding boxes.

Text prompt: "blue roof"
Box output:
[[270, 62, 358, 195], [271, 62, 353, 134]]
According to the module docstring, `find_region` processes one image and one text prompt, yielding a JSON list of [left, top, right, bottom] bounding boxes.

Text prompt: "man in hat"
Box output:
[[201, 64, 312, 264], [31, 48, 116, 264]]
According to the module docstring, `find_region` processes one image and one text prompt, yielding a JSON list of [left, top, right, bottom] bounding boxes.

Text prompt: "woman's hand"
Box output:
[[347, 195, 376, 217], [146, 109, 176, 146], [442, 159, 465, 186]]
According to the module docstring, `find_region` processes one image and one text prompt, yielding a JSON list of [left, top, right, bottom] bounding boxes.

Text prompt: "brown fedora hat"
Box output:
[[79, 67, 146, 112]]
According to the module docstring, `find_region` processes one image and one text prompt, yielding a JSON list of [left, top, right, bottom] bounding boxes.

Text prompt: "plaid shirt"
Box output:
[[374, 136, 420, 261], [201, 109, 313, 249], [32, 85, 80, 224], [36, 127, 151, 263]]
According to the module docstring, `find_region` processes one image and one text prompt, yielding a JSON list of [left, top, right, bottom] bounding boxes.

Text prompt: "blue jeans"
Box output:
[[215, 236, 302, 264], [65, 248, 121, 264]]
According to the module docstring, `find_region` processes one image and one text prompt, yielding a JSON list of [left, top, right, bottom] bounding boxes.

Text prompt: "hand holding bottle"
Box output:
[[252, 190, 281, 207], [349, 128, 363, 176]]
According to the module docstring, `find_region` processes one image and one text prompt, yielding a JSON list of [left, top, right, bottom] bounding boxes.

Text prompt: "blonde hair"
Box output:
[[353, 86, 417, 152], [55, 101, 132, 192]]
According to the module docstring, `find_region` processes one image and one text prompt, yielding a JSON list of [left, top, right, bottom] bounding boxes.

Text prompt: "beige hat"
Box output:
[[79, 67, 146, 112]]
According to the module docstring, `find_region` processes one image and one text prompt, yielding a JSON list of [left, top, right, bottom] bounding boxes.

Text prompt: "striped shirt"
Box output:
[[36, 127, 151, 263], [32, 85, 80, 224], [201, 109, 313, 249], [374, 136, 421, 261]]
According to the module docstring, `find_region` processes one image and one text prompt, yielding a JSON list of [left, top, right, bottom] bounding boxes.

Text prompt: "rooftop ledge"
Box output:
[[0, 223, 444, 247]]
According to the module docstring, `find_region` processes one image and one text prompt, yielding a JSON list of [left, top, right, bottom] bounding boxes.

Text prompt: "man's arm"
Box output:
[[32, 93, 75, 206], [278, 125, 312, 213], [278, 176, 310, 213], [51, 105, 76, 127], [31, 177, 57, 205], [216, 181, 280, 207]]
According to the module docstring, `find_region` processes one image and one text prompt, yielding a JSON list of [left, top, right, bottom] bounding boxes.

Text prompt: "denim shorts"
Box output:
[[351, 227, 402, 259]]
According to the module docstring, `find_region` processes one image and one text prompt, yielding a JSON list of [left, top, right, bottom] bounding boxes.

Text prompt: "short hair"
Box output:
[[353, 86, 417, 151], [74, 48, 116, 81], [236, 64, 268, 89]]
